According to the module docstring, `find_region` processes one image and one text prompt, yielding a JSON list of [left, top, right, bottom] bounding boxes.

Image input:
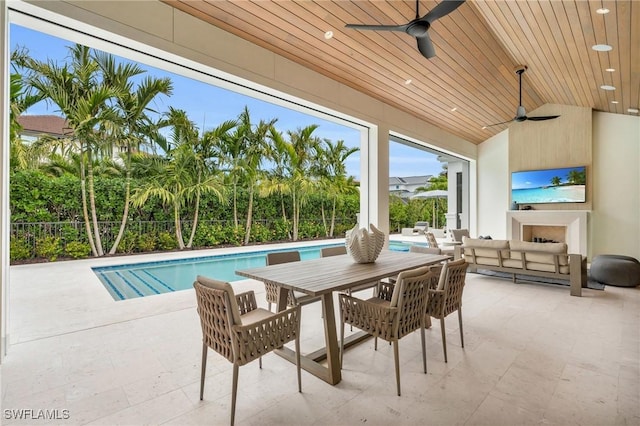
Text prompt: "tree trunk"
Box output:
[[292, 191, 298, 241], [186, 190, 200, 249], [79, 157, 99, 257], [330, 197, 337, 237], [86, 150, 104, 256], [186, 171, 202, 249], [243, 185, 254, 245], [280, 194, 291, 239], [109, 149, 132, 254], [232, 181, 238, 227], [174, 201, 185, 249], [320, 200, 328, 237]]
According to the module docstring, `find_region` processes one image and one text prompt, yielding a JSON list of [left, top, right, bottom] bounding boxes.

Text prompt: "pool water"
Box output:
[[93, 241, 421, 301]]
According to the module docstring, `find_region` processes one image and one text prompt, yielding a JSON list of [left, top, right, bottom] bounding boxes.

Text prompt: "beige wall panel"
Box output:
[[173, 9, 276, 80], [509, 104, 592, 210], [65, 0, 174, 41], [477, 130, 509, 239], [591, 112, 640, 259]]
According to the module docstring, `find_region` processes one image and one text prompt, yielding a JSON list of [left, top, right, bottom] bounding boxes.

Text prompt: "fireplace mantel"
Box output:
[[506, 210, 589, 256]]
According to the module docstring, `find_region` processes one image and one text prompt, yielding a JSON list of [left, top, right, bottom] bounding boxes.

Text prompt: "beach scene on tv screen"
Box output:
[[512, 166, 586, 204]]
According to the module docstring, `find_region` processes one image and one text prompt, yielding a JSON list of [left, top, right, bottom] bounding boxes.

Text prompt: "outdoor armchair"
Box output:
[[338, 266, 434, 396], [264, 251, 320, 311], [425, 258, 469, 362], [193, 275, 301, 426]]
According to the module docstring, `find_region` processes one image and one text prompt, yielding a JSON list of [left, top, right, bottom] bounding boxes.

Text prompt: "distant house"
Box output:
[[17, 115, 70, 142], [389, 175, 432, 199], [16, 114, 126, 163]]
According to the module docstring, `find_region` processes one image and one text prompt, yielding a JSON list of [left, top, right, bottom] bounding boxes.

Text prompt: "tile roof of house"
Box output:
[[17, 115, 70, 137]]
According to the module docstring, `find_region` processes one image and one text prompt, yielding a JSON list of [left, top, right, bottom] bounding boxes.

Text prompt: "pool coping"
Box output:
[[8, 235, 426, 344]]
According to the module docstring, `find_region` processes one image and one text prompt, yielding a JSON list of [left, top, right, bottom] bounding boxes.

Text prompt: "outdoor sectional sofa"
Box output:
[[454, 237, 587, 296]]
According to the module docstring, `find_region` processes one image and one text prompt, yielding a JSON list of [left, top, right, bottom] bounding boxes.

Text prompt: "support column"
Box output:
[[1, 0, 10, 361]]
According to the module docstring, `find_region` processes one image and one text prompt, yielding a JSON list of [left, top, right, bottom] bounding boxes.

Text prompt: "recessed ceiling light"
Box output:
[[596, 8, 610, 14], [481, 126, 487, 130], [628, 108, 639, 114], [450, 107, 457, 112], [600, 85, 616, 91], [404, 79, 412, 85], [324, 31, 334, 40], [592, 44, 613, 51], [611, 100, 619, 104], [605, 68, 615, 72]]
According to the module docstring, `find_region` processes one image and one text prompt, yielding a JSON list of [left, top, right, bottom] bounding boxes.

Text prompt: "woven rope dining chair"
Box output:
[[193, 275, 301, 426], [425, 232, 440, 249], [338, 266, 434, 396], [425, 258, 469, 362], [264, 251, 320, 311]]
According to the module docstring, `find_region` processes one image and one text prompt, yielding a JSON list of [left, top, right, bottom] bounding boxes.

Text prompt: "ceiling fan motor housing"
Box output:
[[407, 21, 430, 37]]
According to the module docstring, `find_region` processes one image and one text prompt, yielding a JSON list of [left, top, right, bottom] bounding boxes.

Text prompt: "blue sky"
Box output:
[[10, 24, 444, 179]]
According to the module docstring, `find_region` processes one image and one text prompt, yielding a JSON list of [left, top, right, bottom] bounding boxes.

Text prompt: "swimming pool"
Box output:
[[93, 241, 423, 301]]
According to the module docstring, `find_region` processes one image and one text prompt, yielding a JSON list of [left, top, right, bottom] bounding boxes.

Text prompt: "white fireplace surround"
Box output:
[[506, 210, 589, 256]]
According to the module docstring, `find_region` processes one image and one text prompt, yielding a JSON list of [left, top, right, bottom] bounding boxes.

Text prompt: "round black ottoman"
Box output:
[[590, 255, 640, 287]]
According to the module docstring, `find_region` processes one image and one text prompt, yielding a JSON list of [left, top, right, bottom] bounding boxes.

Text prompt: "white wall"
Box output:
[[476, 130, 509, 239], [592, 112, 640, 258]]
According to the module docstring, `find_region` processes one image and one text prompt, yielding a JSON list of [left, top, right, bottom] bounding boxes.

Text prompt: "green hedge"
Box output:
[[9, 170, 360, 262]]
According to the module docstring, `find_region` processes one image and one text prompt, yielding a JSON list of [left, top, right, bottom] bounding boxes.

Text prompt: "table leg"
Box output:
[[272, 290, 343, 385], [276, 284, 289, 311], [320, 292, 341, 385]]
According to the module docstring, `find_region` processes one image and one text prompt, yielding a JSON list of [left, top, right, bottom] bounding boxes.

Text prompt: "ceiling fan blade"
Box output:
[[344, 23, 408, 33], [484, 118, 516, 128], [416, 35, 436, 58], [346, 0, 465, 59], [526, 115, 560, 121], [421, 0, 466, 23]]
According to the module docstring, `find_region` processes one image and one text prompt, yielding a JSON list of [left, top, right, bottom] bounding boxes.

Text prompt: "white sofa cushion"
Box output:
[[508, 240, 569, 266], [462, 237, 510, 259]]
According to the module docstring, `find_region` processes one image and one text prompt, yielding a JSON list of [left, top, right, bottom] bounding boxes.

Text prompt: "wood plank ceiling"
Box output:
[[163, 0, 639, 144]]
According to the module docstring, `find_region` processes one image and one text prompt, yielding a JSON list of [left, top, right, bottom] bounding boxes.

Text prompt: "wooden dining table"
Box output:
[[235, 249, 450, 385]]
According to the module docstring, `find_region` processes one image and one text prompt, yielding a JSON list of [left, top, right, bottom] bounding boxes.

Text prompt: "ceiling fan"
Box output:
[[345, 0, 466, 59], [485, 65, 560, 128]]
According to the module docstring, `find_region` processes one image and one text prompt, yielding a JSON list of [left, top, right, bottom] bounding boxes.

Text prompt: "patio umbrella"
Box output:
[[410, 190, 448, 228]]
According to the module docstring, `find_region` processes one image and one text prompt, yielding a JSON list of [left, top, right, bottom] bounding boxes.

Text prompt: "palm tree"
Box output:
[[131, 108, 226, 249], [312, 139, 359, 236], [95, 51, 174, 254], [550, 176, 561, 186], [261, 125, 320, 241], [567, 169, 586, 185], [216, 107, 276, 245], [22, 44, 124, 256], [9, 48, 45, 171]]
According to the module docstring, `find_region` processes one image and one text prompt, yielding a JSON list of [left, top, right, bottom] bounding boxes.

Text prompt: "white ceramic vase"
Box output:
[[345, 223, 385, 263]]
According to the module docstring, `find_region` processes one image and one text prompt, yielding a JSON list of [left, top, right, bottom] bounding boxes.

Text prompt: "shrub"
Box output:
[[156, 232, 177, 251], [137, 232, 156, 252], [10, 236, 33, 262], [271, 219, 291, 241], [35, 236, 62, 261], [64, 241, 91, 259], [192, 223, 221, 248], [116, 231, 137, 254], [249, 222, 271, 243], [298, 221, 323, 239]]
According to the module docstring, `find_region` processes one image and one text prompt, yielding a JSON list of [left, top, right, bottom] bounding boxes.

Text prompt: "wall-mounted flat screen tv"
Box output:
[[511, 166, 586, 204]]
